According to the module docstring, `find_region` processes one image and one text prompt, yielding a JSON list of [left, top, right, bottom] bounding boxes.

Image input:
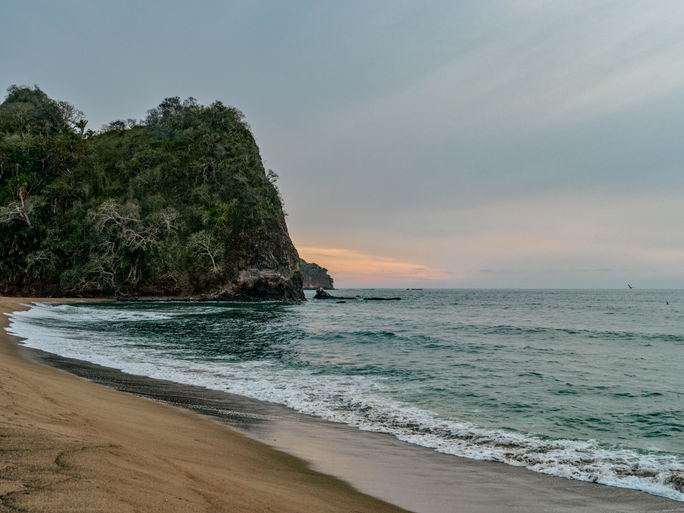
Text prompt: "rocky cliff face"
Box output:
[[225, 219, 304, 301], [0, 88, 304, 301], [299, 259, 334, 289]]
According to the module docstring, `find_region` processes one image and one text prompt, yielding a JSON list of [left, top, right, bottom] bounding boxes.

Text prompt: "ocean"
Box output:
[[6, 289, 684, 502]]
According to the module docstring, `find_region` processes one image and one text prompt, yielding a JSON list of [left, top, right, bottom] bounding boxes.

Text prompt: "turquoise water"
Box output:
[[7, 289, 684, 500]]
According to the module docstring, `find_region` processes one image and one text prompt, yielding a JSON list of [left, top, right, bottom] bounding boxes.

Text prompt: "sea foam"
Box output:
[[6, 300, 684, 502]]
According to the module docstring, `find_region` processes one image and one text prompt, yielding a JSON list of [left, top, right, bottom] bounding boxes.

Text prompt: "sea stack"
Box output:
[[0, 87, 304, 301], [300, 259, 334, 289]]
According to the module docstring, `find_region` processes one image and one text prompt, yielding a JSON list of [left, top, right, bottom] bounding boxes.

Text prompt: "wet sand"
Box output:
[[3, 298, 683, 513], [0, 298, 408, 513]]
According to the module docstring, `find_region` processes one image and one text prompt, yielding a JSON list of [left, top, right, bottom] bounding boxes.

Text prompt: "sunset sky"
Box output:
[[4, 1, 684, 288]]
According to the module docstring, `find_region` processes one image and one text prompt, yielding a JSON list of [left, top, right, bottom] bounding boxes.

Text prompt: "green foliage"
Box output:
[[0, 87, 288, 296], [0, 85, 68, 135], [299, 258, 334, 289]]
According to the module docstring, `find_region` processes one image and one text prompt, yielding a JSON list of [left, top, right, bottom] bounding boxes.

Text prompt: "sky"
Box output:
[[3, 1, 684, 288]]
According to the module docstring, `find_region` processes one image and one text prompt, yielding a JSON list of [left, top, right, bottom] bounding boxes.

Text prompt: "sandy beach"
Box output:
[[0, 298, 408, 513], [2, 298, 683, 513]]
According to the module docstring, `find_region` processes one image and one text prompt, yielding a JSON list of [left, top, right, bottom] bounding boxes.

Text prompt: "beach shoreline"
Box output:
[[0, 297, 409, 513], [2, 298, 683, 513]]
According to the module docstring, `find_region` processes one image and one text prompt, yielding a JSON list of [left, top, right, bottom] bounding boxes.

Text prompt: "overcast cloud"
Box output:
[[3, 1, 684, 287]]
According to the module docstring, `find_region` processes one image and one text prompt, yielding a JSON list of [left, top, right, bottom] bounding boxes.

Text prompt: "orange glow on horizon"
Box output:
[[297, 246, 449, 285]]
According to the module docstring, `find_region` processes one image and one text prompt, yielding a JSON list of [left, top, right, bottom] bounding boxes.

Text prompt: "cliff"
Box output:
[[0, 86, 304, 301], [300, 259, 334, 289]]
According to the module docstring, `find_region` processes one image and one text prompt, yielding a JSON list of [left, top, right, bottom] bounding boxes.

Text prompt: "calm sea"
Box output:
[[7, 289, 684, 501]]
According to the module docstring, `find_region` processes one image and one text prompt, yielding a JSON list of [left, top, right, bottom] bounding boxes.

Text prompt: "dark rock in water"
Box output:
[[313, 288, 358, 300], [313, 288, 401, 301], [229, 267, 304, 301], [336, 300, 346, 304], [314, 288, 334, 299]]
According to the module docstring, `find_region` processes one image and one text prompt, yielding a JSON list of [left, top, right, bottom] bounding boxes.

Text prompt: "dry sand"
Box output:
[[0, 298, 408, 513]]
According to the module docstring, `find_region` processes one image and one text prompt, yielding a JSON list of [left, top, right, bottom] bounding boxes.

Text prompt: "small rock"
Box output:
[[314, 287, 334, 299]]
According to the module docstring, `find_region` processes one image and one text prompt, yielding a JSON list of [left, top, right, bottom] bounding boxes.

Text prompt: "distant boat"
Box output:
[[627, 283, 633, 289]]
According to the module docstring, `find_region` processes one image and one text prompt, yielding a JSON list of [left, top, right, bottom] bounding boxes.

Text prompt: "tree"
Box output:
[[58, 100, 87, 134], [190, 230, 222, 273], [0, 183, 36, 226], [0, 88, 299, 299], [0, 85, 68, 135], [0, 162, 41, 227], [75, 119, 88, 137]]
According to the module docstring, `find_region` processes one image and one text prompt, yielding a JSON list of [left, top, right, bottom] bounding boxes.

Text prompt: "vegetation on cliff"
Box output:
[[0, 86, 303, 300], [299, 259, 334, 289]]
